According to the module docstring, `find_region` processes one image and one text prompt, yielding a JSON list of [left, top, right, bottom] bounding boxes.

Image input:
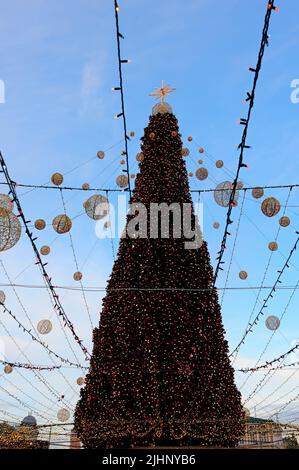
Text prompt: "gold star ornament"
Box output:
[[150, 81, 175, 115]]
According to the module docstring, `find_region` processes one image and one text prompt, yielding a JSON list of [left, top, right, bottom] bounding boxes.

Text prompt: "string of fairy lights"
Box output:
[[2, 0, 299, 434], [212, 0, 278, 287]]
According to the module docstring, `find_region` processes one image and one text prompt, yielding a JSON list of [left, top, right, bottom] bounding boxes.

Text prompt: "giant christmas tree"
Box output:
[[75, 87, 245, 448]]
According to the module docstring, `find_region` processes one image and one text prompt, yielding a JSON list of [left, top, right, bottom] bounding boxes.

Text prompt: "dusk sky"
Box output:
[[0, 0, 299, 431]]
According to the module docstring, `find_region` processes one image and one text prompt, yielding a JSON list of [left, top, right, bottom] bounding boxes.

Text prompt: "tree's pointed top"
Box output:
[[149, 81, 176, 103], [149, 81, 175, 116]]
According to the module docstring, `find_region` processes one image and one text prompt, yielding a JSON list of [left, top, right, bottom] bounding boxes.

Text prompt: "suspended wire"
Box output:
[[0, 150, 90, 360], [213, 0, 277, 287], [59, 189, 94, 330], [0, 180, 298, 193], [230, 231, 299, 358], [0, 302, 83, 368], [113, 0, 132, 198], [220, 190, 246, 306], [240, 274, 299, 398]]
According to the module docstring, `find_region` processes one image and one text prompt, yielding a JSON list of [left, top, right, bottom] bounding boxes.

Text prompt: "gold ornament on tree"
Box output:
[[196, 167, 208, 181], [40, 245, 50, 256], [261, 197, 281, 217], [279, 216, 290, 227], [73, 271, 83, 281], [116, 175, 128, 188], [34, 219, 46, 230], [268, 241, 278, 252], [52, 214, 72, 234], [84, 195, 109, 220], [182, 148, 190, 157], [51, 173, 64, 186], [136, 152, 144, 162], [37, 319, 52, 335], [0, 208, 21, 252]]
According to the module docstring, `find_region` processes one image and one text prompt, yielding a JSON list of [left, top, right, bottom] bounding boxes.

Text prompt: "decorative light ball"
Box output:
[[84, 195, 109, 221], [182, 148, 190, 157], [268, 241, 278, 252], [0, 290, 6, 304], [252, 187, 264, 199], [116, 174, 128, 188], [4, 364, 13, 374], [196, 167, 208, 181], [120, 159, 125, 165], [104, 221, 111, 229], [198, 159, 203, 165], [236, 181, 244, 189], [214, 181, 239, 208], [239, 271, 248, 280], [130, 174, 135, 179], [136, 152, 144, 162], [187, 136, 193, 142], [261, 197, 281, 217], [57, 408, 70, 422], [40, 245, 50, 256], [51, 173, 63, 186], [34, 219, 46, 230], [149, 132, 155, 139], [73, 271, 83, 281], [52, 214, 72, 234], [279, 216, 290, 227], [37, 319, 52, 335], [0, 208, 22, 252], [188, 172, 194, 177], [171, 131, 177, 137], [213, 222, 220, 229], [77, 377, 85, 386], [198, 147, 204, 154], [265, 315, 280, 331], [0, 194, 14, 212], [216, 160, 224, 168], [97, 151, 105, 159], [152, 102, 172, 115], [82, 183, 90, 190], [130, 131, 135, 137]]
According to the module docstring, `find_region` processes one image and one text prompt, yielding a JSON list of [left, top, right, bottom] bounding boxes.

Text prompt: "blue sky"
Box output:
[[0, 0, 299, 434]]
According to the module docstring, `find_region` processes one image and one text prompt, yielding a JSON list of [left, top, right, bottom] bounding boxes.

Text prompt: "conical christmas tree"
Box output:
[[74, 92, 245, 448]]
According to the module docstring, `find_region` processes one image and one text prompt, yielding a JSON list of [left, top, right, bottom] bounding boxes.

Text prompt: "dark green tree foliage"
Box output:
[[74, 111, 245, 448]]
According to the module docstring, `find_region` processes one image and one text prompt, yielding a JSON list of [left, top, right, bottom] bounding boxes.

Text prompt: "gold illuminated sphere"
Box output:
[[52, 214, 72, 234], [261, 197, 281, 218], [51, 173, 64, 186]]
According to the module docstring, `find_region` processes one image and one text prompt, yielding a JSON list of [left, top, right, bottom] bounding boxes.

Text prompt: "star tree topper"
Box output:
[[149, 81, 176, 104]]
